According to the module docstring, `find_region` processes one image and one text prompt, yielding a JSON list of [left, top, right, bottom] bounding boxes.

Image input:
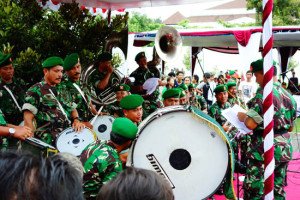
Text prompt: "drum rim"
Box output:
[[130, 106, 233, 199]]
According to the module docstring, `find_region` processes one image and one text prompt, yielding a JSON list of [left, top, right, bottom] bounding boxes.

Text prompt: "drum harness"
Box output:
[[2, 85, 22, 112]]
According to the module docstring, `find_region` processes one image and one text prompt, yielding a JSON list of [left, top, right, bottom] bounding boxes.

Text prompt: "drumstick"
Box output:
[[90, 106, 104, 125]]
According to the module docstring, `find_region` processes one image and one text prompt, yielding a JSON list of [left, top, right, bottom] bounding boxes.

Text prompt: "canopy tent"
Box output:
[[133, 26, 300, 75], [55, 0, 213, 9]]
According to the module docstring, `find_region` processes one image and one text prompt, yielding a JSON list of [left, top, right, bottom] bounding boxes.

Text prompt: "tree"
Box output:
[[246, 0, 300, 25], [183, 49, 191, 71], [0, 0, 128, 85], [128, 12, 162, 32]]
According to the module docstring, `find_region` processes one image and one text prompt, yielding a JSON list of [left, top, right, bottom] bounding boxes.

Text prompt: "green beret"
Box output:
[[178, 84, 188, 91], [162, 88, 181, 99], [250, 59, 263, 73], [112, 117, 138, 140], [214, 84, 228, 93], [179, 89, 186, 98], [63, 53, 79, 71], [0, 53, 12, 68], [226, 81, 236, 88], [114, 84, 130, 92], [42, 56, 64, 68], [188, 83, 195, 89], [135, 52, 146, 62], [98, 52, 112, 62], [229, 70, 235, 75], [120, 94, 144, 110]]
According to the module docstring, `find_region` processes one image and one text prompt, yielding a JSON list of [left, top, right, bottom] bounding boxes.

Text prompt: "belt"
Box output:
[[274, 132, 290, 139]]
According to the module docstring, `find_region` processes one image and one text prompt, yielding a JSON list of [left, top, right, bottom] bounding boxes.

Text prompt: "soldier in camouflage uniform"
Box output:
[[238, 59, 296, 200], [105, 84, 130, 117], [0, 109, 32, 150], [0, 52, 27, 125], [80, 117, 138, 200], [162, 88, 181, 107], [129, 52, 154, 95], [227, 81, 246, 109], [59, 53, 97, 129], [120, 94, 144, 125], [22, 56, 85, 146], [189, 83, 208, 112]]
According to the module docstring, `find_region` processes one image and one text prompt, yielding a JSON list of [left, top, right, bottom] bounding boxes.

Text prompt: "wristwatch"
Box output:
[[8, 128, 16, 136]]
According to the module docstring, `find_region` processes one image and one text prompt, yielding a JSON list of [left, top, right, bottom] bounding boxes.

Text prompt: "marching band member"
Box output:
[[120, 94, 144, 125], [162, 88, 181, 107], [59, 53, 97, 129], [238, 59, 296, 199], [80, 117, 138, 200], [227, 81, 247, 109], [22, 56, 85, 146], [106, 84, 130, 117], [0, 52, 27, 125]]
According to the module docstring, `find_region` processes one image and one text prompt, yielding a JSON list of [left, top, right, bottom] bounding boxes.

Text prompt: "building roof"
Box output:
[[208, 0, 248, 10], [163, 11, 186, 25]]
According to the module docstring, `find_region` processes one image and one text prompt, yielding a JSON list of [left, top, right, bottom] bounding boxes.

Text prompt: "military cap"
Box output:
[[98, 52, 112, 62], [226, 81, 236, 88], [42, 56, 64, 68], [188, 83, 195, 89], [135, 52, 146, 62], [0, 53, 12, 68], [178, 84, 188, 91], [63, 53, 79, 71], [214, 84, 228, 93], [179, 89, 186, 98], [229, 70, 236, 76], [111, 117, 138, 140], [162, 88, 181, 99], [120, 94, 144, 110], [114, 84, 130, 92], [250, 59, 263, 73]]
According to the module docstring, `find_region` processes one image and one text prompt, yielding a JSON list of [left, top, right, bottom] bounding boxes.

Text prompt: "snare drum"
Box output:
[[91, 115, 115, 140], [22, 137, 58, 157], [127, 106, 235, 200], [56, 127, 97, 156]]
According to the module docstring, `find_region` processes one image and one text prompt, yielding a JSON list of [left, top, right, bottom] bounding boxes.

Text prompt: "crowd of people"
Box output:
[[0, 49, 298, 199]]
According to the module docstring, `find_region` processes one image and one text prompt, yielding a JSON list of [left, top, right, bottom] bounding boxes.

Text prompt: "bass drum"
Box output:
[[128, 106, 232, 200], [91, 115, 115, 141], [56, 127, 97, 156]]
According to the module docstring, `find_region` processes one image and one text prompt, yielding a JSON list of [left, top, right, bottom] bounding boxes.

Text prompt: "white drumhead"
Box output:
[[56, 127, 96, 156], [92, 115, 115, 140], [131, 109, 228, 200]]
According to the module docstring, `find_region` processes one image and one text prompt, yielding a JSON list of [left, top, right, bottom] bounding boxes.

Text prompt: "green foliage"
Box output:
[[217, 19, 256, 28], [14, 48, 42, 86], [177, 19, 190, 28], [128, 12, 162, 32], [0, 0, 128, 86], [183, 49, 191, 71], [112, 53, 123, 68], [288, 57, 299, 70], [246, 0, 300, 25]]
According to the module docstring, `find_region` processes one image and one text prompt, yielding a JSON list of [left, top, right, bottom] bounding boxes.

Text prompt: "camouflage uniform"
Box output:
[[129, 66, 154, 95], [0, 109, 9, 151], [0, 77, 27, 125], [190, 94, 207, 111], [105, 101, 124, 118], [58, 76, 93, 122], [80, 140, 123, 200], [90, 71, 120, 96], [244, 85, 295, 200], [22, 80, 76, 145], [142, 89, 163, 119]]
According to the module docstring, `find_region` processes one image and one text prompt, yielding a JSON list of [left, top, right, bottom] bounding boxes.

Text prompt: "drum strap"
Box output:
[[48, 89, 71, 124], [73, 83, 88, 105], [3, 85, 22, 112]]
